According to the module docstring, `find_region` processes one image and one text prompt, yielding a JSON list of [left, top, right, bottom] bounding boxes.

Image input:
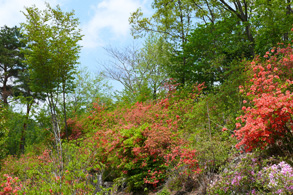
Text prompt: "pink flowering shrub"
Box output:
[[207, 153, 293, 194], [259, 161, 293, 193]]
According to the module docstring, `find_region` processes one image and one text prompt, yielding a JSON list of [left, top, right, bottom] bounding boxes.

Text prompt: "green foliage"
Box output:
[[130, 0, 293, 89], [253, 0, 293, 54], [4, 110, 49, 156], [157, 188, 171, 195], [0, 103, 8, 160], [185, 19, 251, 88], [0, 137, 103, 194]]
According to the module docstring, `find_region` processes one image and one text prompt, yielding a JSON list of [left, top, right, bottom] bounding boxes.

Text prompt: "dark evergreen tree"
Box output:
[[0, 26, 24, 105]]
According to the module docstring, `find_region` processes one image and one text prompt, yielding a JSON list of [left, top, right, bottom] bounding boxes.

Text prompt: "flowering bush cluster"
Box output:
[[80, 86, 205, 192], [207, 153, 293, 194], [0, 175, 22, 195], [235, 45, 293, 152], [87, 100, 199, 191]]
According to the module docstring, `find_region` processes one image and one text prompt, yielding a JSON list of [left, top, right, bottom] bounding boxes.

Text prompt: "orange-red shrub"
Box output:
[[235, 44, 293, 152]]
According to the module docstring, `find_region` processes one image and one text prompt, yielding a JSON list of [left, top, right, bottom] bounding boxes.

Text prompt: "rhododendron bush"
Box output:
[[235, 44, 293, 152], [83, 96, 201, 191], [0, 175, 22, 195]]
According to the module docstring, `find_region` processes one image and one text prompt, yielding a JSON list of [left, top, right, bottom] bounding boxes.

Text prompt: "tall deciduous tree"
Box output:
[[0, 26, 24, 105], [21, 3, 82, 180]]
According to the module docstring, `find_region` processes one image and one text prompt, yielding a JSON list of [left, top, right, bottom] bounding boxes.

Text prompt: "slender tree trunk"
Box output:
[[178, 0, 187, 85], [47, 92, 63, 189], [63, 88, 68, 141], [245, 23, 255, 57]]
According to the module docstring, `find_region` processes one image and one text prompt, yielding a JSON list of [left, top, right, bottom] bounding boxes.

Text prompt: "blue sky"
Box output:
[[0, 0, 152, 91]]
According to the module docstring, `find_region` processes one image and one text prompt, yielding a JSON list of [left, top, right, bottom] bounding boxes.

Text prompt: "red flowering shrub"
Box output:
[[235, 44, 293, 152], [0, 175, 22, 195], [85, 96, 201, 191]]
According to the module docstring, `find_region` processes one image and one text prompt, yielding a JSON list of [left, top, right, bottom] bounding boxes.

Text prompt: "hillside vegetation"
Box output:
[[0, 1, 293, 194]]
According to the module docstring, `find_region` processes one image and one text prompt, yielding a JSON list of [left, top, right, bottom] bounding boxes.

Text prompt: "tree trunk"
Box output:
[[284, 0, 292, 41], [153, 83, 157, 100], [63, 89, 68, 141], [2, 73, 9, 105]]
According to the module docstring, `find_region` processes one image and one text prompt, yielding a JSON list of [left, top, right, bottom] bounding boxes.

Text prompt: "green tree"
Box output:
[[48, 5, 83, 140], [184, 16, 252, 88], [253, 0, 293, 54], [21, 3, 82, 180], [130, 0, 195, 85], [4, 110, 49, 156], [0, 26, 24, 105], [216, 0, 292, 56]]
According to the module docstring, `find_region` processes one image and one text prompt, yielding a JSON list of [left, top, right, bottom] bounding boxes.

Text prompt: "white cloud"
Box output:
[[0, 0, 63, 28], [0, 0, 152, 49], [81, 0, 149, 49]]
